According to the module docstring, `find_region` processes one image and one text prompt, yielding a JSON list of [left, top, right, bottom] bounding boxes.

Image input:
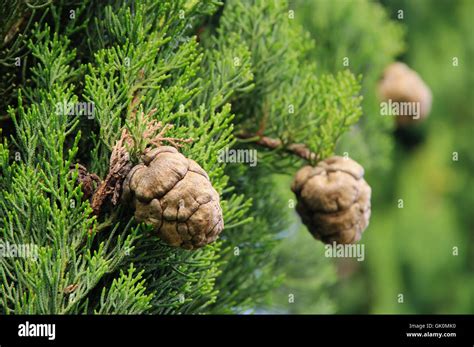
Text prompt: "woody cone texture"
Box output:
[[291, 156, 371, 244], [378, 62, 432, 126], [122, 146, 224, 250]]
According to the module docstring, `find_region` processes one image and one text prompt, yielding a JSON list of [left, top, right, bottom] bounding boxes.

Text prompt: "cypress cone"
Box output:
[[378, 62, 432, 126], [291, 156, 371, 244], [122, 146, 224, 250]]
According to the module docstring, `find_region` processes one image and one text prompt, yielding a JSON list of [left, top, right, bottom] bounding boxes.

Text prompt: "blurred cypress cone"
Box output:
[[291, 156, 371, 244], [122, 146, 224, 250], [378, 62, 432, 127]]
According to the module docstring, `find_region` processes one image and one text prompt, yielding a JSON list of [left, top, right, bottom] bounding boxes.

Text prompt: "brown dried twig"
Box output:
[[90, 131, 133, 215], [236, 132, 319, 162], [88, 107, 193, 216], [129, 108, 193, 154], [71, 163, 101, 200]]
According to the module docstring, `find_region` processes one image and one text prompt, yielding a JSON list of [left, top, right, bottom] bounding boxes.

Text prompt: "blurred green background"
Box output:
[[263, 0, 474, 314]]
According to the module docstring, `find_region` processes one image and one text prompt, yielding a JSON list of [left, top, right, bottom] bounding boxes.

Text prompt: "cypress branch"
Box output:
[[236, 132, 319, 163]]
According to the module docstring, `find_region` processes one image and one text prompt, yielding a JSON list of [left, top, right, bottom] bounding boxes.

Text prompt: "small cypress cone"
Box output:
[[378, 62, 432, 126], [291, 156, 371, 244], [122, 146, 224, 250]]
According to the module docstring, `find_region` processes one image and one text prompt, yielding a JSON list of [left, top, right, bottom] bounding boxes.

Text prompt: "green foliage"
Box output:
[[0, 1, 40, 115], [294, 0, 405, 172], [231, 0, 403, 314], [269, 228, 337, 314], [131, 233, 222, 314], [0, 0, 366, 315], [0, 25, 141, 314], [258, 173, 337, 314], [216, 0, 363, 164], [0, 0, 88, 116], [96, 265, 152, 314], [357, 0, 474, 314]]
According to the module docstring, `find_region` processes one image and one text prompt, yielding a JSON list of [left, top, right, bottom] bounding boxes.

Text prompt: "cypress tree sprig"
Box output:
[[0, 0, 370, 315]]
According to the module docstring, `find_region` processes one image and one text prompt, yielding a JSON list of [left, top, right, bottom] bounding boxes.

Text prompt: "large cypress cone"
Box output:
[[122, 146, 224, 250]]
